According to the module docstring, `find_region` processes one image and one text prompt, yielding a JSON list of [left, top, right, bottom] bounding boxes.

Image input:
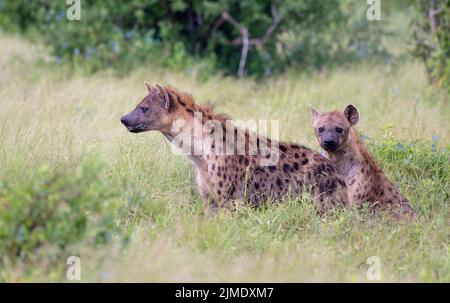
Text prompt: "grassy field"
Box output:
[[0, 34, 449, 282]]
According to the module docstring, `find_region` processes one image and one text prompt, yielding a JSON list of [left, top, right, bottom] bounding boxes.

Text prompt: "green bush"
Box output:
[[0, 0, 392, 76], [411, 0, 450, 94], [0, 158, 120, 265]]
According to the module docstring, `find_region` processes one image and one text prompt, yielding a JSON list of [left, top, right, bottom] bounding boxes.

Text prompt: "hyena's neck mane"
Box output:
[[161, 85, 276, 167], [164, 85, 230, 123], [162, 86, 237, 166], [161, 85, 230, 147]]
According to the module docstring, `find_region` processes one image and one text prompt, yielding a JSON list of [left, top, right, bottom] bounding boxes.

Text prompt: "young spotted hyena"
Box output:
[[121, 83, 348, 213], [309, 104, 416, 219]]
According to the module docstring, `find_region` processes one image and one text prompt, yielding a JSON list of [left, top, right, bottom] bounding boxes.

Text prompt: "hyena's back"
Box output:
[[204, 141, 348, 212]]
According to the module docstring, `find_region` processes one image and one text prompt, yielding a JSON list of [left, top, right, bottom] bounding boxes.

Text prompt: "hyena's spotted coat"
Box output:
[[121, 83, 348, 213], [310, 104, 417, 219]]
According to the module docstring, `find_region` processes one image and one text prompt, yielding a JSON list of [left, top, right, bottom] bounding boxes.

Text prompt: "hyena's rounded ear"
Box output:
[[155, 84, 171, 110], [309, 104, 319, 121], [344, 105, 359, 126]]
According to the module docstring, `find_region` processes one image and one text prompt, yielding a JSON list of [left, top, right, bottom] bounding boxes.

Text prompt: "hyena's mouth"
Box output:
[[323, 146, 337, 152], [128, 123, 147, 133]]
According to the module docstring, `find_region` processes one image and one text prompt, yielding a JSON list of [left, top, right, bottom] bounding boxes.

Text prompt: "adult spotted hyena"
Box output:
[[121, 83, 348, 213]]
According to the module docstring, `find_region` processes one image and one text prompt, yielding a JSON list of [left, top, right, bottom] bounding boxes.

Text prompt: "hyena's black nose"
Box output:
[[324, 140, 335, 147], [121, 116, 128, 126]]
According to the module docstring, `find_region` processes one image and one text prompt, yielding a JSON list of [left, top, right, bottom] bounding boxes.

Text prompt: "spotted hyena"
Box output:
[[121, 83, 348, 213], [310, 104, 416, 219]]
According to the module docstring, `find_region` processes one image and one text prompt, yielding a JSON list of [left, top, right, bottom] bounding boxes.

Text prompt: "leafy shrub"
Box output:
[[411, 0, 450, 94], [0, 0, 392, 76], [0, 158, 120, 265]]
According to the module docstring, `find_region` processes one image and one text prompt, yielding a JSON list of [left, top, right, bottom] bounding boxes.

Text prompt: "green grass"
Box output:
[[0, 34, 448, 282]]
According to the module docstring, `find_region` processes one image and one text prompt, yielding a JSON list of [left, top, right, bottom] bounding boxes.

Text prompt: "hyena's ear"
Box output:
[[155, 84, 171, 110], [344, 105, 359, 126], [144, 81, 153, 93], [309, 105, 319, 123]]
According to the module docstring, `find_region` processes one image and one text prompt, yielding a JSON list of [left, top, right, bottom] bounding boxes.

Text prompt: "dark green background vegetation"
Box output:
[[0, 0, 447, 88]]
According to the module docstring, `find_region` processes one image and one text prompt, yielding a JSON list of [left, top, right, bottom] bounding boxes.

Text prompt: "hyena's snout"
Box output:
[[320, 133, 340, 151], [120, 115, 129, 126], [120, 111, 148, 133], [323, 139, 338, 151]]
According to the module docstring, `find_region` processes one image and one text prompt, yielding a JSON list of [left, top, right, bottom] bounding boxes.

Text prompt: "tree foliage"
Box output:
[[0, 0, 391, 76], [412, 0, 450, 93]]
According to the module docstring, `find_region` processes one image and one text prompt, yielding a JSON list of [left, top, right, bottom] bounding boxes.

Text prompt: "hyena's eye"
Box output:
[[140, 107, 149, 113], [318, 127, 325, 133], [335, 127, 343, 133]]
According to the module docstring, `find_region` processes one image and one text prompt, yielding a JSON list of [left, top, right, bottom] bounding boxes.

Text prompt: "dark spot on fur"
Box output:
[[283, 163, 290, 172], [293, 162, 299, 170], [324, 164, 335, 173], [294, 153, 299, 159], [302, 158, 308, 165], [255, 167, 265, 173], [319, 164, 326, 172], [276, 178, 283, 188], [328, 180, 337, 191], [268, 166, 276, 172], [279, 145, 287, 153], [229, 185, 235, 195]]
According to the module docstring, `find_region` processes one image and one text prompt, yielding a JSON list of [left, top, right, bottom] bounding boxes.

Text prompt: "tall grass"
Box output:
[[0, 34, 448, 282]]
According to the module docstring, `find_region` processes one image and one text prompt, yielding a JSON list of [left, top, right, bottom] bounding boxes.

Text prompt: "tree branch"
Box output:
[[210, 4, 283, 77], [238, 28, 249, 78]]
